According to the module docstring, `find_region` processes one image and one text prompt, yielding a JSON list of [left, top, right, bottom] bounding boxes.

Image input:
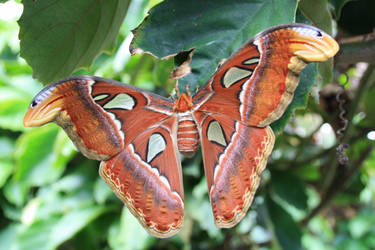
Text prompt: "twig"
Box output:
[[336, 32, 375, 65], [335, 88, 349, 165], [301, 144, 373, 226], [322, 64, 375, 190]]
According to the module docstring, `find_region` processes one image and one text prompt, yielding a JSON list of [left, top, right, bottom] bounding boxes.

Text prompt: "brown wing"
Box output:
[[99, 116, 184, 238], [24, 76, 184, 237], [193, 111, 274, 227], [23, 75, 175, 160], [192, 23, 339, 127]]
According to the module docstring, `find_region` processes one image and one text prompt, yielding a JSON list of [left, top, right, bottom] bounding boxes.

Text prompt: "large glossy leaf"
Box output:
[[19, 0, 130, 84], [16, 206, 108, 250], [14, 125, 76, 187], [0, 85, 34, 131], [0, 224, 20, 250], [0, 160, 12, 188], [266, 195, 303, 250], [0, 137, 14, 188], [3, 180, 29, 206], [93, 178, 114, 204], [108, 207, 155, 250], [270, 170, 308, 211], [298, 0, 334, 85], [187, 180, 223, 239], [348, 209, 375, 239], [2, 166, 111, 250], [131, 0, 298, 91], [299, 0, 332, 34], [131, 0, 326, 132]]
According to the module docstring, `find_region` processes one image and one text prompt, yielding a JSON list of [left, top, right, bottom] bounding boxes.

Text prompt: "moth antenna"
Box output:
[[174, 81, 180, 97], [185, 84, 191, 96]]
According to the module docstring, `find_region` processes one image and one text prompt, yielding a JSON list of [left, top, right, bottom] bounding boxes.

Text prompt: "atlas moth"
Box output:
[[24, 23, 339, 238]]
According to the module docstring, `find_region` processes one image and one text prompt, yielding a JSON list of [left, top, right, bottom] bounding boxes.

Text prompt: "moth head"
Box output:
[[289, 26, 339, 62], [23, 84, 64, 127]]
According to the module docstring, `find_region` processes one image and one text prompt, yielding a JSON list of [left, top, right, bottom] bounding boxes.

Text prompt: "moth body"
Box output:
[[173, 93, 200, 155]]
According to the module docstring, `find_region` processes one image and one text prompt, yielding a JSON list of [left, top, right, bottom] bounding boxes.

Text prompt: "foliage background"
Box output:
[[0, 0, 375, 249]]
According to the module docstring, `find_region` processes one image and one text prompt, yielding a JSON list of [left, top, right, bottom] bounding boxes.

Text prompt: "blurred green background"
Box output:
[[0, 0, 375, 249]]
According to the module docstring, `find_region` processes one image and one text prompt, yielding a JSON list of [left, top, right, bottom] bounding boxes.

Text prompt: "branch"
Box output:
[[336, 32, 375, 65], [301, 144, 373, 226]]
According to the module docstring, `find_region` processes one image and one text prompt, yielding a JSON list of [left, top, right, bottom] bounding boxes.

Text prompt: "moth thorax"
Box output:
[[177, 112, 200, 157]]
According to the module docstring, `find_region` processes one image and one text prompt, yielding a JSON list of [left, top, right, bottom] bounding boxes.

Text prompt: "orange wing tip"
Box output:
[[123, 195, 184, 238], [23, 106, 62, 127], [124, 196, 184, 238], [145, 222, 184, 238], [290, 28, 340, 62], [23, 91, 65, 127], [214, 191, 256, 228]]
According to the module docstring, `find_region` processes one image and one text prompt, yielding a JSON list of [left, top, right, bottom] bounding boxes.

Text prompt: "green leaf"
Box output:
[[0, 160, 13, 188], [53, 130, 77, 166], [0, 97, 28, 131], [336, 239, 368, 250], [362, 86, 375, 127], [186, 193, 222, 239], [93, 178, 114, 204], [266, 194, 303, 250], [0, 136, 15, 159], [292, 163, 321, 181], [0, 76, 42, 131], [329, 0, 355, 20], [28, 171, 99, 223], [3, 60, 33, 75], [318, 59, 334, 85], [348, 209, 375, 238], [271, 63, 318, 133], [299, 0, 333, 34], [112, 0, 151, 73], [271, 170, 308, 211], [0, 86, 31, 131], [19, 0, 131, 84], [0, 137, 14, 188], [108, 207, 155, 250], [298, 0, 335, 85], [17, 206, 107, 250], [0, 223, 20, 250], [14, 125, 74, 187], [302, 234, 335, 250], [3, 180, 29, 206], [132, 0, 298, 91]]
